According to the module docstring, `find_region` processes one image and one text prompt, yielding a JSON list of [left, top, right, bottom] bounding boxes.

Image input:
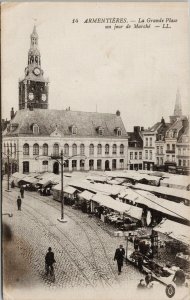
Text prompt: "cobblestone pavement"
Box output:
[[3, 182, 187, 300], [2, 182, 142, 289]]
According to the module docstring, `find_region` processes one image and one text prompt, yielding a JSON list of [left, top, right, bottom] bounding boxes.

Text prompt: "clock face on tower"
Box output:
[[33, 67, 41, 76]]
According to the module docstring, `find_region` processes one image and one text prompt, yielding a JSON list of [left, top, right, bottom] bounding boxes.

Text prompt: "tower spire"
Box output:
[[174, 88, 182, 116]]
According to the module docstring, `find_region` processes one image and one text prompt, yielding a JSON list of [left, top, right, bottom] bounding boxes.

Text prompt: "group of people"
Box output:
[[137, 272, 154, 289]]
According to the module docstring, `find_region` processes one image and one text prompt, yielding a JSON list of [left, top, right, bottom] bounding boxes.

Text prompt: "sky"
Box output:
[[1, 2, 190, 131]]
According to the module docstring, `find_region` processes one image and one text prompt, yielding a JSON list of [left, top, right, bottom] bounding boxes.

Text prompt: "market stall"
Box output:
[[132, 183, 190, 206], [160, 175, 190, 190], [90, 193, 142, 229], [153, 219, 190, 269]]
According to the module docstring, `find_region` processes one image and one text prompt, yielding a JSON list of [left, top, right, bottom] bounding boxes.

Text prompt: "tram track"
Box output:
[[4, 191, 119, 288]]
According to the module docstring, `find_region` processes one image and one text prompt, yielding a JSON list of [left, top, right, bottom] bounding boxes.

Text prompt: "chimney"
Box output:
[[116, 110, 120, 116], [10, 107, 14, 120], [134, 126, 140, 134], [141, 127, 144, 131], [182, 118, 189, 131], [161, 117, 165, 125]]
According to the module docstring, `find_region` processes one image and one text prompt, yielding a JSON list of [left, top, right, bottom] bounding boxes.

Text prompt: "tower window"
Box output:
[[115, 127, 122, 136]]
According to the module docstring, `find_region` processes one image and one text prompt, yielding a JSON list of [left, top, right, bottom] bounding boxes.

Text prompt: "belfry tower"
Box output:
[[19, 25, 49, 110]]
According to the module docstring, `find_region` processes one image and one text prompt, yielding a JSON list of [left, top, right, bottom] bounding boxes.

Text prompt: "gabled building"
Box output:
[[142, 118, 168, 171], [2, 26, 128, 174], [127, 126, 143, 170]]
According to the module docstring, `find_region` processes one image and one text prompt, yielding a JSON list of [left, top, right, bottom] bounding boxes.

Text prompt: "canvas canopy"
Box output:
[[129, 189, 190, 222], [133, 183, 190, 202], [91, 193, 142, 220], [79, 190, 94, 201], [18, 175, 39, 185], [64, 186, 78, 195], [153, 219, 190, 246], [160, 175, 190, 190], [70, 180, 125, 196]]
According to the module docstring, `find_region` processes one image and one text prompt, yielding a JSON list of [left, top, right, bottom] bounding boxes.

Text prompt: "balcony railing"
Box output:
[[166, 150, 175, 154]]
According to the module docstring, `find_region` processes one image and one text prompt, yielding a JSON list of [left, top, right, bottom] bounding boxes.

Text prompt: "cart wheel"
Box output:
[[166, 284, 175, 298]]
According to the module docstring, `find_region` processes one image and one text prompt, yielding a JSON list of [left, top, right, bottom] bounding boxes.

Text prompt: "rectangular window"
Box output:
[[156, 146, 159, 154], [172, 155, 175, 162], [149, 150, 152, 160], [160, 157, 163, 165], [130, 152, 133, 160], [139, 152, 142, 160], [135, 152, 138, 160], [145, 150, 148, 159], [160, 146, 163, 154], [150, 137, 152, 147], [183, 160, 186, 167], [166, 155, 170, 161], [172, 144, 175, 152], [145, 138, 148, 147], [156, 157, 159, 165], [167, 144, 170, 151]]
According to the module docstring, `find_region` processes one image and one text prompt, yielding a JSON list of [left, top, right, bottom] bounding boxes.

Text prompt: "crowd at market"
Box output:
[[10, 169, 190, 295]]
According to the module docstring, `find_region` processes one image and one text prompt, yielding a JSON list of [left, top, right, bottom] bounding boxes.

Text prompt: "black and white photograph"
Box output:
[[1, 2, 190, 300]]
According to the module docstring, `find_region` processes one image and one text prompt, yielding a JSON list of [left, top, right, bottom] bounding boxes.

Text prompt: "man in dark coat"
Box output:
[[20, 186, 24, 198], [45, 247, 56, 275], [17, 196, 22, 211], [114, 244, 125, 275]]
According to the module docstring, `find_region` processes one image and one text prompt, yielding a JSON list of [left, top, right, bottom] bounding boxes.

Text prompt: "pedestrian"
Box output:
[[45, 247, 56, 276], [17, 195, 22, 211], [137, 279, 147, 289], [145, 272, 154, 286], [20, 186, 24, 198], [173, 267, 186, 286], [114, 244, 125, 275]]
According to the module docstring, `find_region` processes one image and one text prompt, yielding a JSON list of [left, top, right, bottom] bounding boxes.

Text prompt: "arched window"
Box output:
[[43, 143, 48, 156], [112, 144, 117, 154], [72, 144, 77, 156], [89, 144, 94, 155], [33, 124, 39, 134], [33, 143, 39, 155], [105, 144, 109, 155], [64, 144, 69, 156], [80, 144, 85, 155], [97, 144, 102, 155], [120, 144, 124, 155], [23, 143, 29, 156], [53, 143, 59, 156]]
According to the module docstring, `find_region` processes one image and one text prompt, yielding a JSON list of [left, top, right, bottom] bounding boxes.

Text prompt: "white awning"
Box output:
[[128, 189, 190, 222], [63, 186, 77, 195], [79, 190, 94, 201], [153, 219, 190, 246], [91, 193, 142, 220], [133, 183, 190, 202]]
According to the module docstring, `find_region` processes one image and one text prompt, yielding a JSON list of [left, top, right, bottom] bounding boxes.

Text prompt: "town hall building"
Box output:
[[2, 26, 129, 174]]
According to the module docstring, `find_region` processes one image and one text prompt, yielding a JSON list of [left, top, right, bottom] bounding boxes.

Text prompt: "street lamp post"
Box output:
[[36, 150, 86, 223]]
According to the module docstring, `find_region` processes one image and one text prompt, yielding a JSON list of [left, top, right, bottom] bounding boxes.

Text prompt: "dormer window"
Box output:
[[69, 125, 77, 135], [115, 127, 122, 136], [33, 124, 39, 134], [97, 126, 104, 136]]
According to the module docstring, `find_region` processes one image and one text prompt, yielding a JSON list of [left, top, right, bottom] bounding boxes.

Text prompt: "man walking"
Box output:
[[17, 196, 22, 211], [45, 247, 56, 276], [114, 244, 125, 275], [20, 186, 24, 198]]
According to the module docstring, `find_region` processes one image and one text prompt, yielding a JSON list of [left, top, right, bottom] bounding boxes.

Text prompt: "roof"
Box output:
[[153, 219, 190, 245], [79, 190, 94, 200], [91, 193, 142, 219], [132, 183, 190, 202], [3, 109, 128, 138], [161, 175, 190, 189]]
